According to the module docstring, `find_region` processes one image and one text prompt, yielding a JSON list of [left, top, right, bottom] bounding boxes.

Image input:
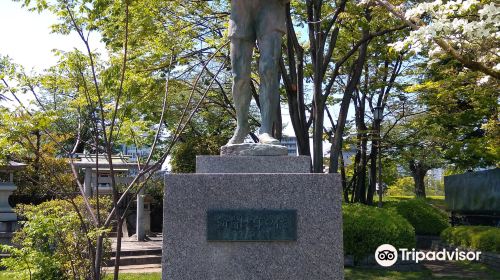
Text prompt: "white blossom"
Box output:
[[477, 75, 490, 85], [394, 0, 499, 77]]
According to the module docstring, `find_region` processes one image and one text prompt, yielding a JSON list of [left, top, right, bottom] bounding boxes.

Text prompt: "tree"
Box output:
[[407, 56, 499, 171], [170, 94, 234, 173], [3, 1, 495, 277], [348, 37, 407, 203], [375, 0, 500, 80], [386, 116, 445, 198], [0, 56, 78, 194], [281, 1, 368, 172], [385, 53, 499, 198], [0, 199, 110, 280], [279, 1, 409, 172], [3, 1, 231, 279]]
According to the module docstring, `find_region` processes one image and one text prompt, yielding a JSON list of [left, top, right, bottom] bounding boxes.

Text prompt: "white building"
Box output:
[[280, 135, 298, 156], [120, 144, 151, 163]]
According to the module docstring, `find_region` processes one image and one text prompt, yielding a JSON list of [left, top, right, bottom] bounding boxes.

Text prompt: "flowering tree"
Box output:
[[375, 0, 500, 80]]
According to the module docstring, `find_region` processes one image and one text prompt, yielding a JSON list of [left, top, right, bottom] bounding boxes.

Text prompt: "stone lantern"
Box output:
[[0, 161, 26, 235]]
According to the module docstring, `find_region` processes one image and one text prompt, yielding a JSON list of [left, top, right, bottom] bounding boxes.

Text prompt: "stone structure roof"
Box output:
[[0, 161, 27, 171]]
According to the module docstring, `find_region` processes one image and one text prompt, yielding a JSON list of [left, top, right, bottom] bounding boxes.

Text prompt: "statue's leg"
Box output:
[[227, 38, 254, 145], [257, 31, 282, 145]]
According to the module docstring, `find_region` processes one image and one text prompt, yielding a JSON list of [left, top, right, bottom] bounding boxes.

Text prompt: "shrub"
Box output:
[[343, 203, 415, 262], [441, 226, 500, 253], [386, 199, 449, 235], [0, 198, 111, 280]]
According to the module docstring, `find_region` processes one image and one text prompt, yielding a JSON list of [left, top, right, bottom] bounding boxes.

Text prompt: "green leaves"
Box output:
[[441, 226, 500, 253], [403, 56, 499, 171], [0, 199, 111, 280], [386, 198, 449, 235], [343, 203, 415, 262]]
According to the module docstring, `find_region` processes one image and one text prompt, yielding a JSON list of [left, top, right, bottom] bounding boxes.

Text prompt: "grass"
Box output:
[[345, 265, 499, 280], [345, 261, 500, 280], [104, 272, 161, 279], [0, 271, 163, 280], [345, 268, 438, 280], [102, 264, 500, 280], [1, 262, 499, 280], [110, 270, 439, 280]]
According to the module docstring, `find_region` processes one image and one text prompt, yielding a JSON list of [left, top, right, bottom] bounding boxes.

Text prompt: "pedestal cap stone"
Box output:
[[196, 155, 311, 174], [220, 143, 288, 156]]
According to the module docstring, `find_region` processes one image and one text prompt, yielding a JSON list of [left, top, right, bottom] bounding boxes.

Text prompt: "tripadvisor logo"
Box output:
[[375, 244, 482, 267], [375, 244, 398, 267]]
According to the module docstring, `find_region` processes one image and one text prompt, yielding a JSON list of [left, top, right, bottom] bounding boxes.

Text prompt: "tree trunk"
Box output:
[[409, 160, 429, 198], [353, 78, 368, 203], [273, 103, 282, 140], [94, 235, 104, 280], [353, 111, 368, 204], [367, 121, 379, 205], [351, 149, 361, 202], [328, 37, 369, 173], [282, 5, 310, 157], [413, 171, 426, 198], [339, 150, 349, 202], [367, 146, 376, 205], [355, 137, 368, 203], [312, 97, 325, 173], [353, 150, 365, 203], [113, 211, 123, 280]]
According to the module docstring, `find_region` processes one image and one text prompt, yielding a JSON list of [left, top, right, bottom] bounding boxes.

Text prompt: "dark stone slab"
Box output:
[[444, 168, 500, 213]]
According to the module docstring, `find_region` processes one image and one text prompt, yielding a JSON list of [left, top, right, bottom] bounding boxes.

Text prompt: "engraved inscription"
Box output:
[[207, 209, 297, 241]]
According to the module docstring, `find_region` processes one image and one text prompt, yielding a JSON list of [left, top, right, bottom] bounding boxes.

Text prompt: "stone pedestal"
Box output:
[[162, 156, 343, 280]]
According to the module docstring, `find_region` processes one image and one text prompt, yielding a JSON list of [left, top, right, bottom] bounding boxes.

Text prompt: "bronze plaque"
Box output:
[[207, 209, 297, 241]]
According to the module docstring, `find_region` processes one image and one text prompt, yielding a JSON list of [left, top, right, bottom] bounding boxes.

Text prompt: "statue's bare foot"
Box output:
[[226, 125, 250, 145], [258, 133, 280, 145]]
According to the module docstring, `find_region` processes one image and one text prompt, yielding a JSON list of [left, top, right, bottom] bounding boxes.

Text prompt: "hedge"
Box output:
[[343, 203, 415, 262], [441, 226, 500, 253], [386, 199, 449, 235]]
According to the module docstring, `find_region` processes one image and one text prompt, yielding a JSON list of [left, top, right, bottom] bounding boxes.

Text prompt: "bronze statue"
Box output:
[[226, 0, 289, 146]]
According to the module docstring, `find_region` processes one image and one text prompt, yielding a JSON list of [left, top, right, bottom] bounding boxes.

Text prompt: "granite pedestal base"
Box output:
[[162, 156, 343, 280]]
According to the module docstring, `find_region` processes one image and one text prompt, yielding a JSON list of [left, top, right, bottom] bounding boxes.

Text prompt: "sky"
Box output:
[[0, 1, 102, 71]]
